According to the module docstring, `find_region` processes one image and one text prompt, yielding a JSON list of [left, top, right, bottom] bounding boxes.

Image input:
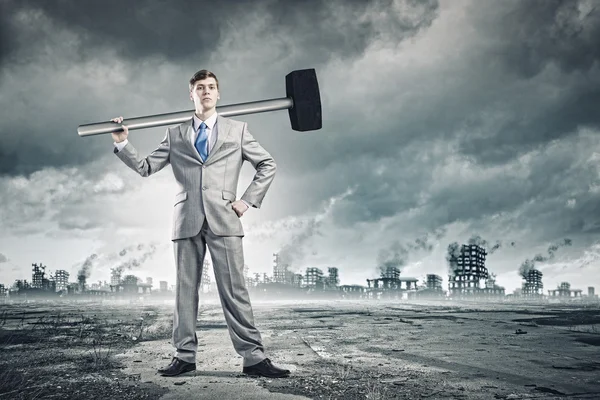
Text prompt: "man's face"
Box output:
[[190, 77, 219, 111]]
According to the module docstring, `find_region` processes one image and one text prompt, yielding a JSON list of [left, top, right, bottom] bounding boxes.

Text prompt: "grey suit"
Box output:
[[114, 114, 276, 366]]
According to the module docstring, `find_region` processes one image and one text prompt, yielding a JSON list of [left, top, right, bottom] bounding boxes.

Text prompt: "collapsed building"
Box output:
[[522, 269, 544, 298], [366, 266, 419, 299], [448, 244, 488, 298], [10, 264, 57, 297], [447, 244, 504, 299], [416, 274, 446, 298], [242, 252, 342, 299], [110, 274, 152, 295], [54, 270, 69, 292], [110, 267, 122, 287], [304, 267, 339, 291], [339, 284, 366, 299], [273, 253, 294, 285], [484, 273, 506, 297], [548, 282, 583, 299]]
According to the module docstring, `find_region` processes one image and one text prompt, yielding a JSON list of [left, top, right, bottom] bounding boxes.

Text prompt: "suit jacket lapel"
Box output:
[[206, 115, 231, 164], [179, 117, 203, 164]]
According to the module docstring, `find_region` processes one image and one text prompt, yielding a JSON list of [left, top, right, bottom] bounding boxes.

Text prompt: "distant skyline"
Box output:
[[1, 0, 600, 293]]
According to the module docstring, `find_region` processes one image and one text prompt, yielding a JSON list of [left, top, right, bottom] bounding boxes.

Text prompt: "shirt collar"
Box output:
[[193, 112, 218, 131]]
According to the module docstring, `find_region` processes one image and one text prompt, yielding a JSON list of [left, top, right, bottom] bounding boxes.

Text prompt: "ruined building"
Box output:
[[110, 268, 122, 286], [548, 282, 583, 299], [31, 263, 55, 292], [324, 267, 339, 290], [448, 244, 489, 298], [31, 263, 45, 288], [54, 270, 69, 292], [340, 285, 366, 299], [417, 274, 445, 298], [31, 263, 54, 290], [305, 267, 324, 290], [366, 266, 418, 299], [273, 253, 294, 285], [484, 273, 506, 297], [291, 273, 304, 288], [427, 274, 443, 291], [110, 274, 152, 295], [522, 269, 543, 297]]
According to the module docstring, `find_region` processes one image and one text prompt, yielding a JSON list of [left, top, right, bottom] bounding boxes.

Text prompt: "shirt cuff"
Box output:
[[241, 199, 251, 209], [114, 139, 129, 152]]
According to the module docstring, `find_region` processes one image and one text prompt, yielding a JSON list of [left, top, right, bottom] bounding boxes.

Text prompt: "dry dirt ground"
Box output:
[[1, 298, 599, 399]]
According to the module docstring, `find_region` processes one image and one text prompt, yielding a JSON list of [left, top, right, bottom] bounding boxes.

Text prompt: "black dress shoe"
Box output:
[[157, 357, 196, 376], [243, 358, 290, 378]]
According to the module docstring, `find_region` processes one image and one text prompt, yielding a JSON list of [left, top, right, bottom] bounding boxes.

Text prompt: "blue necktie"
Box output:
[[194, 122, 208, 161]]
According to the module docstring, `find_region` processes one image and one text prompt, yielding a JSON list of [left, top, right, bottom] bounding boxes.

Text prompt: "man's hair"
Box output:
[[189, 69, 219, 91]]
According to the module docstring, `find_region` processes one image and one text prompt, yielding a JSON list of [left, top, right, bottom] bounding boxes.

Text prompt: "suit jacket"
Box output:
[[114, 115, 276, 240]]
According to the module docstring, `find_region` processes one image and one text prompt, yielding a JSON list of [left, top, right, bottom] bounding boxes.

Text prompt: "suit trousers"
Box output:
[[172, 220, 266, 367]]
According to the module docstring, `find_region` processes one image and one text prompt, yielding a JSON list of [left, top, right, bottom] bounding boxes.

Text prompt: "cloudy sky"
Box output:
[[1, 0, 600, 294]]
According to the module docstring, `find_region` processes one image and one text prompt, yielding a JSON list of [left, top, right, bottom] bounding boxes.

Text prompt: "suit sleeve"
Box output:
[[240, 122, 276, 208], [114, 128, 171, 177]]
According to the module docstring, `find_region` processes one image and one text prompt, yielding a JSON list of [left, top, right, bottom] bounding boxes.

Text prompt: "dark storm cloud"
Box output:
[[0, 0, 225, 66], [0, 0, 439, 176], [293, 0, 600, 177], [482, 0, 600, 77], [0, 0, 439, 68], [458, 0, 600, 164], [268, 0, 600, 234]]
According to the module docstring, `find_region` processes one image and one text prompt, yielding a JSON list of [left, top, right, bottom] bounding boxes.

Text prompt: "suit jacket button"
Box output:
[[202, 186, 208, 191]]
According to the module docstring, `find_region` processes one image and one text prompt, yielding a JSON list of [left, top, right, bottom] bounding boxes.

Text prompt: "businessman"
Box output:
[[111, 69, 289, 378]]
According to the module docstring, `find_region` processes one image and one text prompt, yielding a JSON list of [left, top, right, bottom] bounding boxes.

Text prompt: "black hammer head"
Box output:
[[285, 69, 322, 132]]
